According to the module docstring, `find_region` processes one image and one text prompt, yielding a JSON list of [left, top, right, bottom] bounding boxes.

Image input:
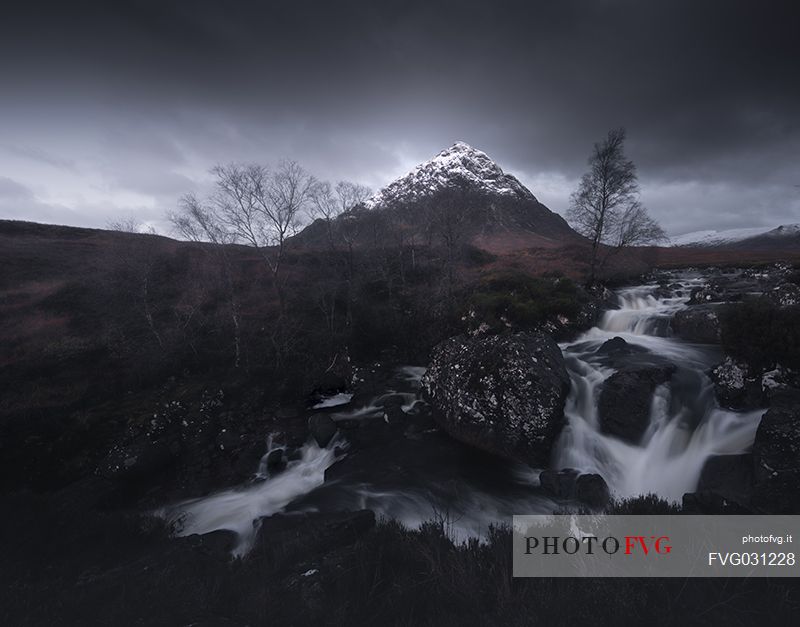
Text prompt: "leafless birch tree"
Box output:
[[568, 128, 666, 284]]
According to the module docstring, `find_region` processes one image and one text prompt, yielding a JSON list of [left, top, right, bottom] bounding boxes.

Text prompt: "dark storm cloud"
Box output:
[[1, 0, 798, 235]]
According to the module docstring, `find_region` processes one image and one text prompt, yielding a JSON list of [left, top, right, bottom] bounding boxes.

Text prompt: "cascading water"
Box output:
[[161, 273, 764, 552], [554, 277, 763, 501], [159, 437, 339, 556]]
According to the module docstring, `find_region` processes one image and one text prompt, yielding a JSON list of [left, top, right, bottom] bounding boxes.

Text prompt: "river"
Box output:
[[161, 272, 764, 554]]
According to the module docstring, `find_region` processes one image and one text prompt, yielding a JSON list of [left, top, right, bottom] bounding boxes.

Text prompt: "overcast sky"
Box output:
[[1, 0, 798, 237]]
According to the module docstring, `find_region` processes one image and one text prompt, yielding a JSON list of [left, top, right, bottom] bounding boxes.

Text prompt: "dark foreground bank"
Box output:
[[2, 487, 798, 627]]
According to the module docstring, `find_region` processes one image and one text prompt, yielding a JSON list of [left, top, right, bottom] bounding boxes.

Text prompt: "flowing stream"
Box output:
[[555, 280, 763, 501], [162, 273, 764, 553]]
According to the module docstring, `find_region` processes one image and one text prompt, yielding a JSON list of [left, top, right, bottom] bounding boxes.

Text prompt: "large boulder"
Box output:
[[709, 357, 764, 410], [671, 305, 722, 343], [598, 365, 676, 443], [421, 332, 570, 465], [308, 415, 338, 448], [752, 391, 800, 513]]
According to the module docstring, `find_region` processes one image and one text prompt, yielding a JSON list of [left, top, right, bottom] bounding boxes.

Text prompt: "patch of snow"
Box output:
[[670, 223, 800, 247], [362, 141, 537, 210]]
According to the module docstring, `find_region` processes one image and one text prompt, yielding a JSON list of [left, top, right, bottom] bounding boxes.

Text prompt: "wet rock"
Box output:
[[752, 391, 800, 513], [422, 332, 570, 465], [376, 394, 407, 408], [598, 365, 676, 443], [265, 448, 286, 474], [574, 285, 617, 329], [286, 448, 303, 462], [689, 284, 727, 304], [765, 282, 800, 307], [597, 336, 631, 354], [671, 305, 722, 343], [652, 286, 674, 300], [539, 468, 579, 497], [383, 404, 407, 424], [308, 415, 337, 448], [761, 366, 800, 403], [539, 469, 610, 508], [188, 529, 239, 559], [575, 474, 611, 508], [710, 357, 764, 410]]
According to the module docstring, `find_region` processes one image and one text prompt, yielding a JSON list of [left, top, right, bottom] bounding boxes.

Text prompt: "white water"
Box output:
[[160, 437, 339, 556], [555, 279, 763, 501], [161, 274, 764, 551]]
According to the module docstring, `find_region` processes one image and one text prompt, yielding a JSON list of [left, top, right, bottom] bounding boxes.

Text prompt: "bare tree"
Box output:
[[335, 181, 371, 212], [258, 159, 316, 280], [567, 128, 665, 284], [169, 193, 230, 244], [168, 194, 243, 367], [167, 159, 317, 365], [309, 180, 372, 251], [309, 181, 339, 250], [610, 203, 666, 249], [210, 161, 315, 284], [174, 160, 316, 311], [107, 216, 158, 235]]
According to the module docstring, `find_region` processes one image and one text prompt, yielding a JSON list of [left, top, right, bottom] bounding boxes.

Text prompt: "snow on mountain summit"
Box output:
[[670, 223, 800, 247], [363, 142, 537, 210]]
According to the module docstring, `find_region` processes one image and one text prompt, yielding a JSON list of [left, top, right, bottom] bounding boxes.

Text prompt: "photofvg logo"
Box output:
[[512, 515, 800, 578], [524, 534, 672, 556]]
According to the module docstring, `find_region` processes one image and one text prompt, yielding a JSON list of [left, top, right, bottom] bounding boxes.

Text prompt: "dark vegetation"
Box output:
[[720, 299, 800, 370], [0, 220, 593, 423], [463, 271, 586, 331], [2, 492, 797, 627]]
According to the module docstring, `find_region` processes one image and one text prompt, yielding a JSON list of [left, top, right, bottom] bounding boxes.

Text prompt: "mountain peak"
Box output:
[[363, 142, 537, 210]]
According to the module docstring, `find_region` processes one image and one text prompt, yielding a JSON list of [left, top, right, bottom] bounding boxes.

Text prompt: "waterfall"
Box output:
[[158, 438, 339, 556], [554, 275, 763, 501]]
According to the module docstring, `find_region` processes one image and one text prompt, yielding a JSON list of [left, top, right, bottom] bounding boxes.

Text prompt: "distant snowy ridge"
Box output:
[[363, 141, 537, 210], [670, 223, 800, 247]]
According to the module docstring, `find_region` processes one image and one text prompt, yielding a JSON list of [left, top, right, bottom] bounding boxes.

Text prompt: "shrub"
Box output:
[[605, 494, 682, 514], [720, 300, 800, 370], [462, 272, 584, 332]]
